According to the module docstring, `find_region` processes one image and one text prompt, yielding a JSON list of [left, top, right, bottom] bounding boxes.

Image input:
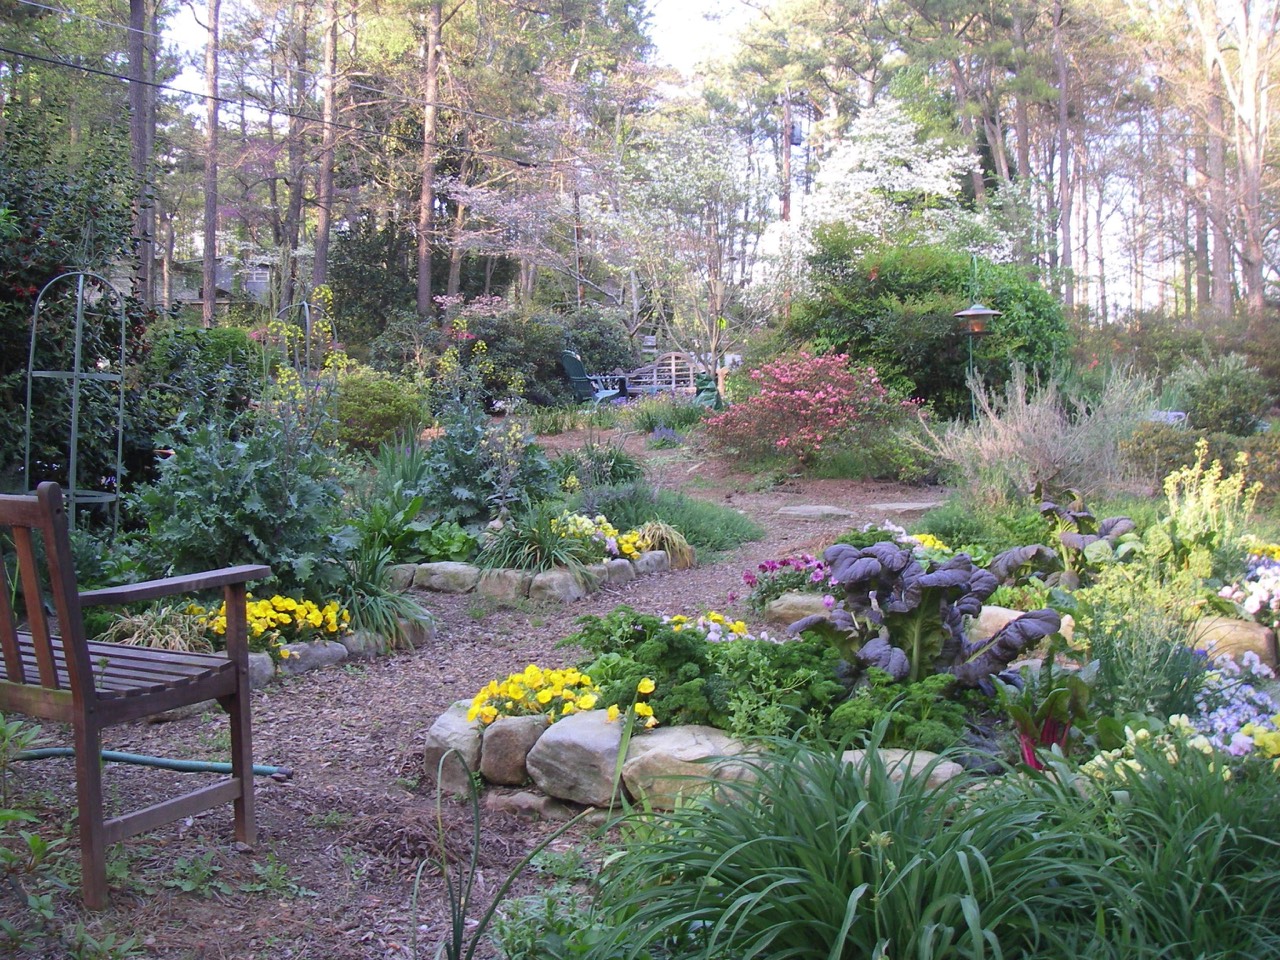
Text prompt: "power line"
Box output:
[[0, 43, 546, 167]]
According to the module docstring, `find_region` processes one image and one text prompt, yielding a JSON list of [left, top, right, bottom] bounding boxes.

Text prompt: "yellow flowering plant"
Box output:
[[549, 511, 652, 562], [604, 677, 660, 730], [191, 594, 351, 662], [467, 665, 601, 725]]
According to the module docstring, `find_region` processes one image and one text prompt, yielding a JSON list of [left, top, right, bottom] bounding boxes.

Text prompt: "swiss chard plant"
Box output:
[[790, 541, 1060, 690]]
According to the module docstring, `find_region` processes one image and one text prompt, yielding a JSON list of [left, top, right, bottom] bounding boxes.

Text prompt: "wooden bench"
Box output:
[[625, 352, 699, 394], [0, 482, 269, 908]]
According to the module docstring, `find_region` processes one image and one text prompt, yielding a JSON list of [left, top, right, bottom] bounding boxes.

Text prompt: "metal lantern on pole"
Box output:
[[953, 302, 1000, 420]]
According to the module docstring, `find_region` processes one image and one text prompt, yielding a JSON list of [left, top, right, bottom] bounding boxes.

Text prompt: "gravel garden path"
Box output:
[[1, 432, 936, 959]]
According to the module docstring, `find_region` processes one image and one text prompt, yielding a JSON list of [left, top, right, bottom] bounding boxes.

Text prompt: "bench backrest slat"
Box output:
[[0, 484, 95, 701], [0, 540, 25, 684]]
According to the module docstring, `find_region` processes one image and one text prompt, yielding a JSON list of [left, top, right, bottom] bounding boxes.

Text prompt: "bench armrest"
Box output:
[[79, 565, 272, 607]]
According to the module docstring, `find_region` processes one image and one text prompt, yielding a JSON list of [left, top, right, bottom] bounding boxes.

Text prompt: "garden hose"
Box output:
[[13, 747, 292, 779]]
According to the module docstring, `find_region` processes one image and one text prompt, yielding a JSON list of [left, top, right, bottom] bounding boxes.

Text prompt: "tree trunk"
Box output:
[[128, 0, 154, 306], [446, 151, 470, 297], [415, 0, 442, 317], [1206, 76, 1232, 317], [1194, 140, 1210, 313], [281, 8, 308, 313], [312, 0, 339, 291], [1053, 0, 1073, 315], [202, 0, 221, 328]]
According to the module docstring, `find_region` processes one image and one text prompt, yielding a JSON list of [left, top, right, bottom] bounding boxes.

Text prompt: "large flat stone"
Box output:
[[1192, 615, 1278, 669], [278, 640, 348, 676], [764, 591, 832, 628], [842, 748, 965, 790], [777, 505, 858, 521], [529, 568, 590, 602], [866, 501, 945, 520], [526, 709, 623, 807], [413, 562, 481, 593], [476, 568, 533, 602], [622, 725, 749, 810], [481, 714, 548, 785]]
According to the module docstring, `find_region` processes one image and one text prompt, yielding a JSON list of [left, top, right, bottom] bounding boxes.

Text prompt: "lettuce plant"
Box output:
[[791, 541, 1060, 689]]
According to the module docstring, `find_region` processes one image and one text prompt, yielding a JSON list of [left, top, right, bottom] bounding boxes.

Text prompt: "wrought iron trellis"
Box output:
[[23, 272, 127, 535]]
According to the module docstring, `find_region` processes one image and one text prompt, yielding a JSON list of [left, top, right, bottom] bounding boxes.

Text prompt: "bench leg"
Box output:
[[73, 718, 109, 910], [220, 687, 256, 846]]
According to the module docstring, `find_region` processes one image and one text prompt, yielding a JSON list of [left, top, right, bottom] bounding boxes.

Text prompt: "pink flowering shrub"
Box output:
[[705, 352, 916, 464]]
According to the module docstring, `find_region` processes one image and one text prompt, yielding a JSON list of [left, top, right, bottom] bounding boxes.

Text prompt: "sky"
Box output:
[[166, 0, 761, 77], [646, 0, 758, 74]]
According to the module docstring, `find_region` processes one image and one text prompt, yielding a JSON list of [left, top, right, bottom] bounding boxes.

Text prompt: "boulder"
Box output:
[[398, 615, 437, 648], [764, 591, 832, 629], [841, 748, 965, 790], [476, 569, 533, 602], [481, 714, 549, 786], [776, 505, 857, 522], [339, 629, 388, 661], [605, 559, 636, 584], [424, 701, 483, 796], [622, 725, 749, 810], [633, 551, 670, 575], [526, 709, 624, 807], [529, 568, 590, 602], [247, 652, 276, 689], [278, 640, 348, 676], [1192, 615, 1278, 669], [413, 562, 481, 594], [387, 564, 417, 591], [484, 790, 580, 821]]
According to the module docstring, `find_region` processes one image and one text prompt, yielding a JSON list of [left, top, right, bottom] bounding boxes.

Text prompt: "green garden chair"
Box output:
[[561, 350, 623, 404]]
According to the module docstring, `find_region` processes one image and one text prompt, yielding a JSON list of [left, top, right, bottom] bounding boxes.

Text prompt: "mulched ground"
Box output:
[[0, 432, 933, 959]]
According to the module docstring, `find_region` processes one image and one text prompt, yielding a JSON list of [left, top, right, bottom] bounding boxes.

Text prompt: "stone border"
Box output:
[[389, 550, 673, 604], [245, 617, 437, 690]]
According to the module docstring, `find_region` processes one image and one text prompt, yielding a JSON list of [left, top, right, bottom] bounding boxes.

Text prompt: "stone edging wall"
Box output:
[[388, 550, 673, 603]]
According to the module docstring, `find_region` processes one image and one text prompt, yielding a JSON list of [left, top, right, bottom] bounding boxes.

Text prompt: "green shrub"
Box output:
[[648, 490, 765, 554], [706, 632, 845, 738], [140, 325, 272, 428], [332, 368, 424, 452], [787, 240, 1071, 419], [1122, 423, 1280, 504], [807, 421, 937, 483], [126, 418, 345, 591], [419, 401, 557, 524], [913, 497, 1050, 557], [1166, 353, 1271, 436]]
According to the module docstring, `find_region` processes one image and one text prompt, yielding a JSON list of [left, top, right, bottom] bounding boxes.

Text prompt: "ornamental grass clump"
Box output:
[[585, 727, 1117, 960], [705, 351, 914, 465]]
